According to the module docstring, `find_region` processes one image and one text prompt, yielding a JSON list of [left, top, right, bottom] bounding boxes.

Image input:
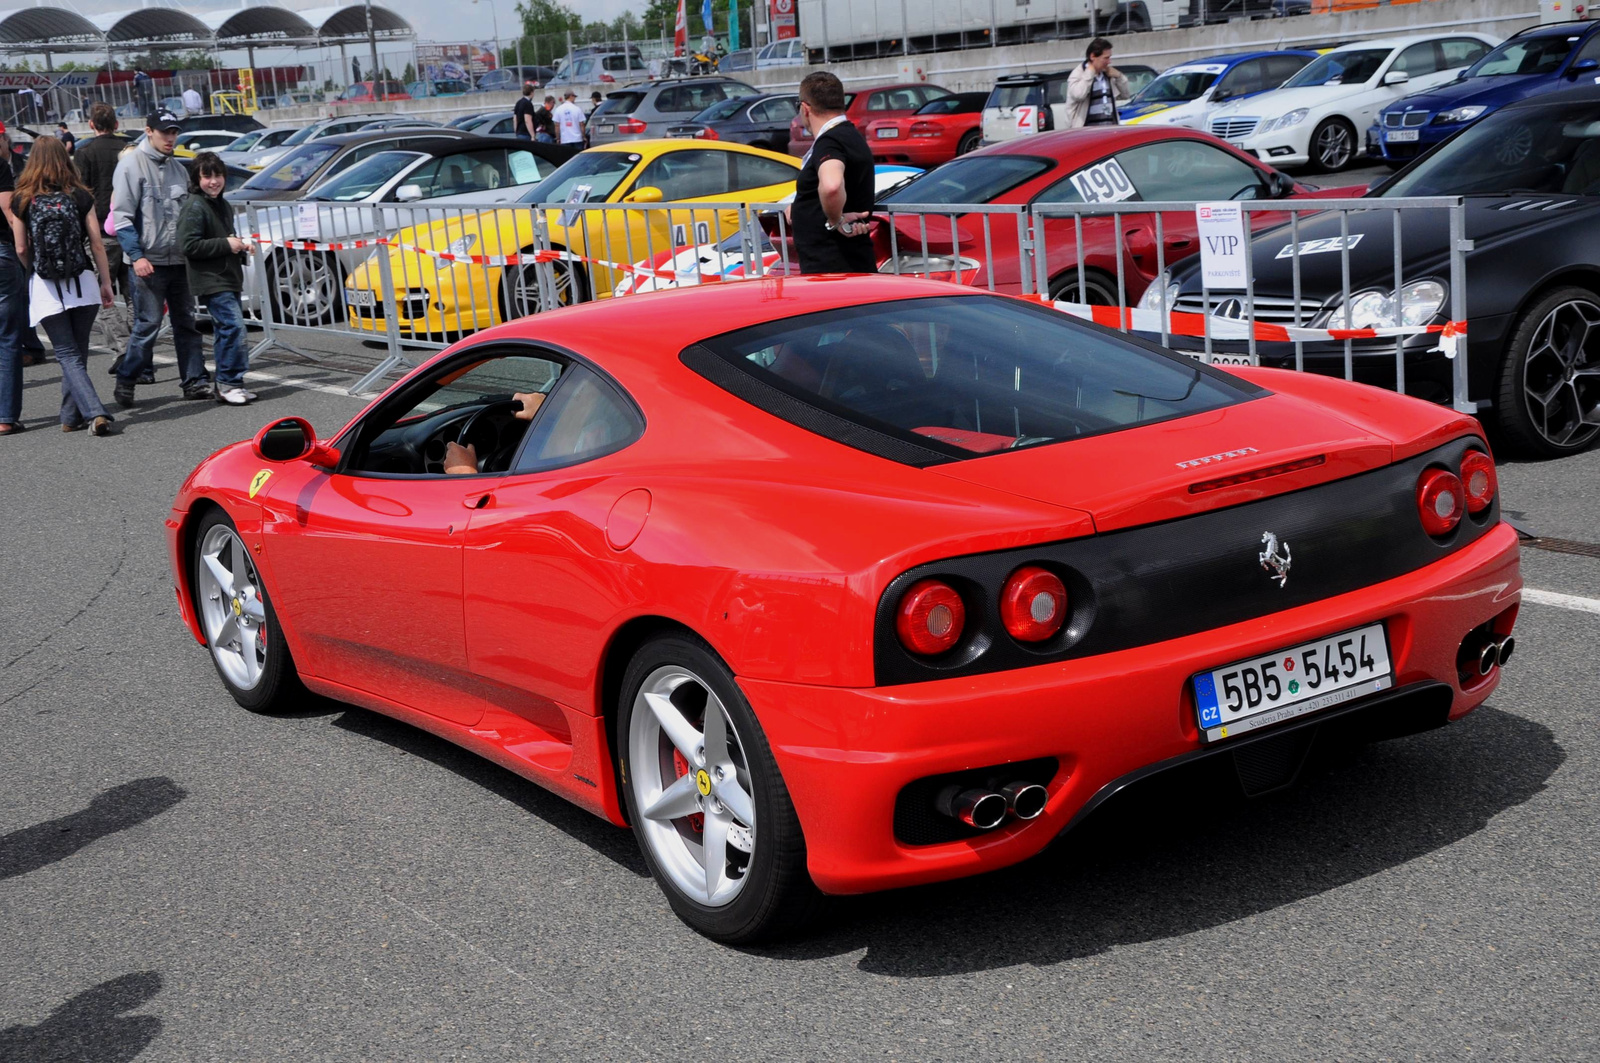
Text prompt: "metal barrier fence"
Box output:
[[229, 193, 1471, 415]]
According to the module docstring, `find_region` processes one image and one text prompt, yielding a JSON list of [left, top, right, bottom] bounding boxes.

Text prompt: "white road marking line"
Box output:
[[1523, 588, 1600, 616], [147, 353, 368, 399]]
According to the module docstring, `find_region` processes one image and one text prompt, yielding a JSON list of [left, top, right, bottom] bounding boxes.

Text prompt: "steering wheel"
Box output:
[[456, 399, 522, 471]]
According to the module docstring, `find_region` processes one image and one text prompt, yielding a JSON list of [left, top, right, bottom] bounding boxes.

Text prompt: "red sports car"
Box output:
[[787, 81, 953, 156], [875, 126, 1364, 304], [167, 276, 1521, 943], [863, 91, 988, 167]]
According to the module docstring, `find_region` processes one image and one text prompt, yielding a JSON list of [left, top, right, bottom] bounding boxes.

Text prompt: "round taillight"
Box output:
[[999, 565, 1067, 642], [1416, 467, 1465, 536], [1459, 450, 1496, 513], [895, 579, 966, 656]]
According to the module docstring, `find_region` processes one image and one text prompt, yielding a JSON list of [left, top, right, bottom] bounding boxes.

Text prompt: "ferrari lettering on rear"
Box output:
[[1175, 446, 1259, 469]]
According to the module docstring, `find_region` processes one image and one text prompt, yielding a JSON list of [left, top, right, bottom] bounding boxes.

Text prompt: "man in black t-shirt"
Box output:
[[513, 82, 537, 140], [791, 71, 877, 274]]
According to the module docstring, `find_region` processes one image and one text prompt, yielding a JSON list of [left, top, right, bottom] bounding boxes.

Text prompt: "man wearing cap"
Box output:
[[554, 91, 586, 145], [110, 110, 209, 406]]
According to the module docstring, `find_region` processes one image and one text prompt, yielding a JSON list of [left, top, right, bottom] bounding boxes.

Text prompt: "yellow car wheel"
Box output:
[[498, 253, 589, 323]]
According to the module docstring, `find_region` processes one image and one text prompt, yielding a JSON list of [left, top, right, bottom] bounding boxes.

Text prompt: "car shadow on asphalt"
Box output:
[[329, 707, 650, 877], [0, 777, 188, 882], [0, 971, 163, 1062], [765, 705, 1563, 974]]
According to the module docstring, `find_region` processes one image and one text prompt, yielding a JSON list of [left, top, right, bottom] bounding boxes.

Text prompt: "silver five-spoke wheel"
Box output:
[[197, 524, 268, 692], [628, 665, 757, 907], [1522, 298, 1600, 451]]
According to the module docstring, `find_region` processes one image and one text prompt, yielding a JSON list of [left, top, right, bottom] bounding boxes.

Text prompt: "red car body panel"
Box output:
[[863, 109, 982, 167], [787, 83, 951, 156], [877, 126, 1366, 304], [166, 275, 1520, 893]]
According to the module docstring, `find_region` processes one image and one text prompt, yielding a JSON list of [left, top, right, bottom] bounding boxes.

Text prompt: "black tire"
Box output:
[[268, 250, 343, 327], [615, 633, 822, 943], [1048, 268, 1119, 305], [498, 252, 589, 322], [1308, 117, 1356, 173], [1492, 285, 1600, 457], [955, 129, 981, 156], [190, 508, 305, 713]]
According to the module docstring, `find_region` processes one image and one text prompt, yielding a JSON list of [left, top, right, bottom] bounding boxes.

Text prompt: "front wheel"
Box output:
[[269, 250, 343, 326], [616, 634, 821, 943], [1309, 117, 1356, 173], [498, 253, 588, 322], [1493, 286, 1600, 456], [192, 509, 304, 712]]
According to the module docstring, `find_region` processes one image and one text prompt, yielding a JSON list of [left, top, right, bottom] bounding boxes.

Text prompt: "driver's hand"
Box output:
[[512, 392, 546, 421], [443, 441, 478, 475]]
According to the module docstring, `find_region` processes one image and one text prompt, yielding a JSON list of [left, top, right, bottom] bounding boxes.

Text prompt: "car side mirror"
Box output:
[[1570, 58, 1600, 79], [1382, 70, 1410, 87], [252, 417, 340, 466], [395, 183, 424, 202], [1268, 170, 1296, 198], [622, 185, 663, 203]]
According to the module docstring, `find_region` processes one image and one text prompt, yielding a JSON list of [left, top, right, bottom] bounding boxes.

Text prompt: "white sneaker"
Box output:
[[216, 387, 251, 406], [241, 389, 258, 401]]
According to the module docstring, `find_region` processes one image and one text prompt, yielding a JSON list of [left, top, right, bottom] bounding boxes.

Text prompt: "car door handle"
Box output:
[[463, 492, 493, 509]]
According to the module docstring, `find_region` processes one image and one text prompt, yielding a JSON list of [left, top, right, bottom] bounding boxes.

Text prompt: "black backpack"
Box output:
[[28, 192, 89, 284]]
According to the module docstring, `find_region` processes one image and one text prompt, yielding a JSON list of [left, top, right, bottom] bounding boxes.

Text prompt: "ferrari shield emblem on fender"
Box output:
[[1259, 531, 1291, 588], [248, 470, 272, 499]]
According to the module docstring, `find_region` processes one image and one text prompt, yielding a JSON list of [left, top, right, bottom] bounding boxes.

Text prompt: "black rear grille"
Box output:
[[874, 438, 1497, 685]]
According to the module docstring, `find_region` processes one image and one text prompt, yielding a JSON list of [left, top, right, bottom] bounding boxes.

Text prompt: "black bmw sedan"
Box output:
[[664, 92, 799, 153], [1151, 87, 1600, 457]]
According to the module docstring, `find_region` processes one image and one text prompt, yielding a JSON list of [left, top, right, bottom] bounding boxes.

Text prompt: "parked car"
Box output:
[[458, 110, 518, 137], [335, 81, 412, 104], [231, 128, 475, 203], [788, 81, 952, 155], [160, 95, 189, 118], [1123, 50, 1318, 127], [874, 126, 1360, 304], [864, 91, 989, 166], [219, 126, 301, 159], [1370, 22, 1600, 167], [173, 130, 251, 158], [446, 111, 497, 129], [233, 114, 387, 171], [1158, 87, 1600, 456], [749, 38, 807, 68], [171, 269, 1521, 942], [592, 77, 759, 146], [1206, 33, 1498, 171], [357, 118, 444, 131], [982, 66, 1168, 147], [344, 139, 801, 337], [256, 136, 568, 327], [178, 113, 261, 135], [407, 79, 473, 98], [550, 51, 649, 86], [718, 48, 755, 72], [472, 66, 559, 93], [665, 92, 799, 152]]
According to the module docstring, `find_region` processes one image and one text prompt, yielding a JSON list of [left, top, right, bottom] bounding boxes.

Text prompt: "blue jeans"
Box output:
[[0, 246, 24, 425], [120, 263, 207, 390], [40, 305, 107, 425], [205, 291, 248, 388]]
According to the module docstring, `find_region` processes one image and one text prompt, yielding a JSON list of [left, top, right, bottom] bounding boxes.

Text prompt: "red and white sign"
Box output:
[[1014, 105, 1037, 134], [771, 0, 797, 40], [675, 0, 688, 55]]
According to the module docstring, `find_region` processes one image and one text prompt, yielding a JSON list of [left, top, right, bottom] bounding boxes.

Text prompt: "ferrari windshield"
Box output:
[[1381, 102, 1600, 196], [1282, 48, 1389, 87], [878, 156, 1051, 206], [520, 150, 640, 204], [1132, 67, 1221, 104], [698, 295, 1248, 459]]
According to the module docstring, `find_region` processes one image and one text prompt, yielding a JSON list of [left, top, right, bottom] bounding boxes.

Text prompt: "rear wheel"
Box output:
[[1048, 269, 1118, 306], [956, 129, 981, 156], [191, 509, 304, 713], [1493, 286, 1600, 456], [1309, 117, 1356, 173], [498, 252, 588, 322], [616, 634, 820, 943]]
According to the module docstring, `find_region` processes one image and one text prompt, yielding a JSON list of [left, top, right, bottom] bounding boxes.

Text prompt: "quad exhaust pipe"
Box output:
[[936, 781, 1049, 831]]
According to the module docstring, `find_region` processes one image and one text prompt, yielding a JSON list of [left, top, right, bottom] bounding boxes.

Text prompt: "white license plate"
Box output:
[[598, 124, 615, 133], [876, 127, 901, 138], [1386, 129, 1419, 143], [1193, 622, 1392, 743], [345, 288, 375, 307]]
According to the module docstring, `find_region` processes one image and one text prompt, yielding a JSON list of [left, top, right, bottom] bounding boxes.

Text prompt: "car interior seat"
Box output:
[[817, 324, 928, 415]]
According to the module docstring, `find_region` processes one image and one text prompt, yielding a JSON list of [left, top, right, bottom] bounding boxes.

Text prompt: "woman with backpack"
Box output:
[[177, 152, 255, 406], [9, 136, 116, 435]]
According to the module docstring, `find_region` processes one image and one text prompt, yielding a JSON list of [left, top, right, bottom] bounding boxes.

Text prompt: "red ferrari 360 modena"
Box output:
[[167, 276, 1521, 943]]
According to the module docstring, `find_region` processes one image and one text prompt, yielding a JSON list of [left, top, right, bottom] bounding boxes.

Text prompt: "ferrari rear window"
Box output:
[[690, 295, 1251, 463]]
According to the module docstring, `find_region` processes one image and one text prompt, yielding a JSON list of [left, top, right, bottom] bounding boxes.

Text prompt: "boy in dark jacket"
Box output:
[[177, 152, 255, 405]]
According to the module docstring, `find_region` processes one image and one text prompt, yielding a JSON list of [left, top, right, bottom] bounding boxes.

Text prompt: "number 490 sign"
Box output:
[[1068, 158, 1136, 204]]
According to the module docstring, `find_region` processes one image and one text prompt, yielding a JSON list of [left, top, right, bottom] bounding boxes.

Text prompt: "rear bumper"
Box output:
[[742, 521, 1520, 895], [869, 140, 955, 166]]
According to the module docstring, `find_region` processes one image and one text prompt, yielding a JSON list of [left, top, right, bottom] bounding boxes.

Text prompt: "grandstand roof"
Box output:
[[0, 3, 414, 53]]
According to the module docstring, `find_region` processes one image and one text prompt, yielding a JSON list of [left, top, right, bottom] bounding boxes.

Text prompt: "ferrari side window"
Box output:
[[514, 366, 642, 471]]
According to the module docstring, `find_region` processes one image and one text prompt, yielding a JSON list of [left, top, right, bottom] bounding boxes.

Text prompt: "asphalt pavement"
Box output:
[[1, 321, 1597, 1062]]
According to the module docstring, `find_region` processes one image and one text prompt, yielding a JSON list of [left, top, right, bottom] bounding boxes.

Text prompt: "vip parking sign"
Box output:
[[1196, 202, 1247, 291]]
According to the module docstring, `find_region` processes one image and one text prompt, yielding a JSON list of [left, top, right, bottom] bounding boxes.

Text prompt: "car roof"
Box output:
[[315, 130, 472, 148], [1501, 84, 1600, 110], [1174, 49, 1318, 66], [974, 124, 1218, 159], [1506, 20, 1600, 38], [1327, 32, 1485, 51], [995, 70, 1075, 83]]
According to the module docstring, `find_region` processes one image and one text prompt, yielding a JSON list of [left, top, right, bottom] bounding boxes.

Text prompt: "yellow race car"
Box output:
[[345, 140, 800, 338]]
